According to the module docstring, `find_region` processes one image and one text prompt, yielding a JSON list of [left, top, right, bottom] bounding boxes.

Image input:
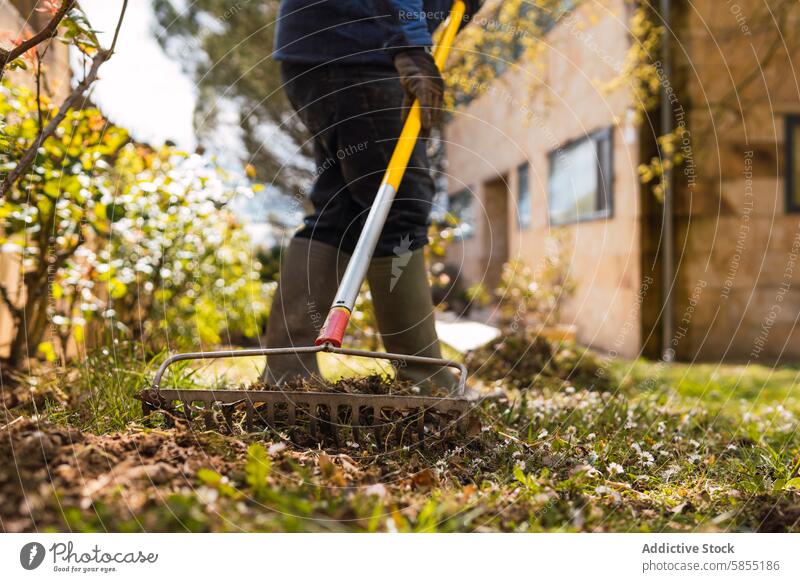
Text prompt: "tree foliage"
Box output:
[[151, 0, 308, 191], [0, 80, 269, 367]]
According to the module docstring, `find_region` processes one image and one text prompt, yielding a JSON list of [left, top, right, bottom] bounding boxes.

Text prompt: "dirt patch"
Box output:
[[465, 331, 611, 391], [251, 375, 453, 398], [747, 494, 800, 532], [0, 412, 481, 532], [0, 416, 248, 532]]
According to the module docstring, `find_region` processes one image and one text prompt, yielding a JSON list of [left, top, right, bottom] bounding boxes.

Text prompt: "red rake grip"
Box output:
[[315, 307, 351, 347]]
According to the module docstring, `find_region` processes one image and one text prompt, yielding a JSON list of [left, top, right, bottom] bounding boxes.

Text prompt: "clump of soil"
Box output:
[[0, 412, 481, 532], [251, 375, 454, 398], [465, 330, 612, 391], [0, 416, 247, 532], [747, 494, 800, 532]]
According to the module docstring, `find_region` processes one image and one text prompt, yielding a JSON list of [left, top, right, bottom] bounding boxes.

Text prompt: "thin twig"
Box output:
[[0, 0, 76, 82], [35, 50, 44, 132], [0, 0, 129, 198]]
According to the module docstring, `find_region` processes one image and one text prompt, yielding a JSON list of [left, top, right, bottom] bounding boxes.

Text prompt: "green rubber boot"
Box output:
[[263, 238, 346, 384], [367, 248, 459, 393]]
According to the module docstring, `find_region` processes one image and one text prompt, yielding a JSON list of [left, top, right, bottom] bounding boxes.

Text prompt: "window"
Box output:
[[548, 128, 613, 225], [786, 115, 800, 212], [448, 188, 475, 239], [517, 163, 532, 229]]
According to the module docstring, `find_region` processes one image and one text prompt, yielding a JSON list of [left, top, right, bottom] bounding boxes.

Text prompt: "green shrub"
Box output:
[[1, 80, 270, 368]]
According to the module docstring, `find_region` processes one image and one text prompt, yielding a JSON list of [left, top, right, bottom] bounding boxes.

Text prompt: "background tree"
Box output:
[[151, 0, 309, 193]]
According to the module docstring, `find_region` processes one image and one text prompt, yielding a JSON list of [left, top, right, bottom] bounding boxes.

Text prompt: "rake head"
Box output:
[[139, 344, 477, 448]]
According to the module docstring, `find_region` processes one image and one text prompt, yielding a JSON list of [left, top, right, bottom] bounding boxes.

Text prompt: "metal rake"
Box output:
[[139, 1, 473, 446]]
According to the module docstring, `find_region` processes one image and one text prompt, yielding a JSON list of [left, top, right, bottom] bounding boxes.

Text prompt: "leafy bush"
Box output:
[[495, 231, 575, 327], [102, 145, 271, 349], [0, 81, 128, 366], [0, 80, 269, 368]]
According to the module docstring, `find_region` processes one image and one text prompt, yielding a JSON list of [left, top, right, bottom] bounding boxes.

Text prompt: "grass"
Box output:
[[2, 343, 799, 533]]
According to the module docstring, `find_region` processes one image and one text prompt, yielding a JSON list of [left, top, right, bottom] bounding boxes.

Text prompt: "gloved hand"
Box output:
[[393, 48, 444, 131]]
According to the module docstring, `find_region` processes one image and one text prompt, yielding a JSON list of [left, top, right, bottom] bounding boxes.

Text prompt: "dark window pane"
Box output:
[[548, 128, 613, 224], [793, 122, 800, 209], [517, 163, 531, 229], [448, 188, 475, 239]]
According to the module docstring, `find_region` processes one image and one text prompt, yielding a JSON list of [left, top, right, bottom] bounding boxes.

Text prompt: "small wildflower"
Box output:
[[267, 442, 286, 455], [364, 483, 386, 498], [608, 462, 624, 475]]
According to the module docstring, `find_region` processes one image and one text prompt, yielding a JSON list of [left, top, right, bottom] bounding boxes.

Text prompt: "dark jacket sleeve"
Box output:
[[378, 0, 435, 54]]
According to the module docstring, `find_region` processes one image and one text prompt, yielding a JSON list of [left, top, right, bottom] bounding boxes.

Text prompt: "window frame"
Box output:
[[547, 127, 614, 226], [446, 187, 476, 240], [786, 114, 800, 213], [517, 162, 532, 229]]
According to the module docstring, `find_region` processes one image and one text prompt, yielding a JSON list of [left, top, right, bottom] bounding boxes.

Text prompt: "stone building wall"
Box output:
[[445, 0, 645, 358], [671, 0, 800, 363]]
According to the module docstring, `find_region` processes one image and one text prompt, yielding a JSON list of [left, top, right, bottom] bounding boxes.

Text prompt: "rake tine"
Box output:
[[266, 402, 275, 428], [164, 411, 175, 429], [330, 405, 340, 448], [444, 409, 456, 438], [372, 407, 383, 447], [417, 408, 425, 442], [180, 401, 192, 422], [402, 413, 415, 445], [457, 413, 469, 435], [203, 406, 216, 431], [320, 404, 330, 438], [309, 405, 318, 440], [318, 405, 329, 441], [245, 401, 255, 432], [394, 409, 404, 447], [352, 406, 362, 447], [222, 404, 235, 433]]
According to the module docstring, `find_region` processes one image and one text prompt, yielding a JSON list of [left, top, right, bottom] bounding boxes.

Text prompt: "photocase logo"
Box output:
[[390, 235, 413, 291], [20, 542, 46, 570]]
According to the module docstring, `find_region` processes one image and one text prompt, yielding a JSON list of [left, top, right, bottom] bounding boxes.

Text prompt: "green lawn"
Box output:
[[2, 348, 799, 533]]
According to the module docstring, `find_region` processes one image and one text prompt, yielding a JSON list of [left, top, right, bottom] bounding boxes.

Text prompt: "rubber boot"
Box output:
[[367, 248, 459, 393], [263, 237, 346, 384]]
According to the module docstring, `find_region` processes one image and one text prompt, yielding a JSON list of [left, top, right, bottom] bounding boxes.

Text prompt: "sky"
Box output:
[[79, 0, 197, 149]]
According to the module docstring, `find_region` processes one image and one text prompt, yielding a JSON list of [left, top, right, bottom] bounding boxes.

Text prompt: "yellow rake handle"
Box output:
[[383, 0, 466, 190], [316, 0, 467, 347]]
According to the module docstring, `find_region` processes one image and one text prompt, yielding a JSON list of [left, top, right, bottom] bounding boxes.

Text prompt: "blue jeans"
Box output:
[[281, 62, 435, 257]]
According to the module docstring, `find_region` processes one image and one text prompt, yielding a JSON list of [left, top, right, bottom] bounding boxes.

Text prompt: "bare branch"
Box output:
[[0, 0, 129, 198], [0, 50, 106, 197], [0, 0, 77, 81]]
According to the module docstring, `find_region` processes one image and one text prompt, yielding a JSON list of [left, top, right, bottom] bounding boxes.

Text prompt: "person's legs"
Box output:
[[330, 65, 435, 257], [267, 62, 453, 389], [263, 237, 348, 383], [263, 63, 351, 383], [329, 65, 455, 390]]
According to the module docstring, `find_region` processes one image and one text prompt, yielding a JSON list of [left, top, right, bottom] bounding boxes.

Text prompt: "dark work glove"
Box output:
[[393, 48, 444, 131]]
